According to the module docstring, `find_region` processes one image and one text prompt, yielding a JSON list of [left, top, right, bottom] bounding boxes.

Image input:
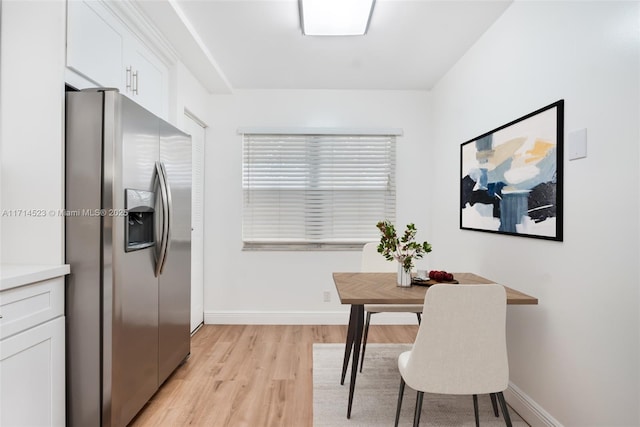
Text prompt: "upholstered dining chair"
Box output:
[[394, 283, 512, 427], [359, 242, 423, 373]]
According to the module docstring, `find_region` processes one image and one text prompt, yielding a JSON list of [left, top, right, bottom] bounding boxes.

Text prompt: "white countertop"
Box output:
[[0, 264, 70, 292]]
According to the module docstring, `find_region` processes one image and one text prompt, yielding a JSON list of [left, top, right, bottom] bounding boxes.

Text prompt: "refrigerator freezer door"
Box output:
[[158, 120, 192, 384], [109, 94, 160, 427]]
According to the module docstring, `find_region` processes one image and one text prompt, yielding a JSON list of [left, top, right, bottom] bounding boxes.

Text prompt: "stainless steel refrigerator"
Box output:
[[65, 89, 191, 427]]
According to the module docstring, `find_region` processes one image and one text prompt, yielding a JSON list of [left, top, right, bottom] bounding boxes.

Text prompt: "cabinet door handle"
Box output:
[[126, 66, 132, 92], [132, 70, 139, 95]]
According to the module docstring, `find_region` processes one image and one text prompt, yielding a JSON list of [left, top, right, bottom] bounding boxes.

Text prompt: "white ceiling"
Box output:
[[136, 0, 513, 92]]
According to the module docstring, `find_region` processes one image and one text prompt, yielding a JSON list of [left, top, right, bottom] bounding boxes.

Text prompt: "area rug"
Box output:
[[313, 343, 529, 427]]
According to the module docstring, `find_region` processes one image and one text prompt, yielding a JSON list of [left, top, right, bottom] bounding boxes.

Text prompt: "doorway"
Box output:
[[184, 111, 206, 333]]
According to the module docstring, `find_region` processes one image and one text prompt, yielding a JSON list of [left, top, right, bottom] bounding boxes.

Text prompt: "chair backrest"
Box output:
[[403, 283, 508, 395], [361, 242, 396, 273]]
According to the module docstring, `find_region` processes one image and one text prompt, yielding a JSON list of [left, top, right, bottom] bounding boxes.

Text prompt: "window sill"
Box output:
[[242, 242, 367, 251]]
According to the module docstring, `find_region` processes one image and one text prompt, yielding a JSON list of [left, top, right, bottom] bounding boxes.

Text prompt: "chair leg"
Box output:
[[394, 377, 405, 427], [416, 312, 422, 325], [473, 394, 479, 427], [359, 311, 372, 372], [413, 391, 424, 427], [497, 392, 513, 427], [490, 393, 499, 417]]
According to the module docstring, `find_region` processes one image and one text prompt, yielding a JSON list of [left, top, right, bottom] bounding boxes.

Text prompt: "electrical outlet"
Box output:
[[323, 291, 331, 302]]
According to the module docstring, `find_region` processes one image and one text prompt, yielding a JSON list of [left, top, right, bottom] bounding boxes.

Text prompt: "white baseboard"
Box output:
[[204, 310, 421, 325], [506, 382, 563, 427]]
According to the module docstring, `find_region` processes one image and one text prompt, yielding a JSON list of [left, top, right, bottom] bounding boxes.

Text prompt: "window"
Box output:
[[242, 132, 397, 250]]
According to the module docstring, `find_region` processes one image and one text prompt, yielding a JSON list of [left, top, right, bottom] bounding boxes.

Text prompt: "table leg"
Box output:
[[346, 304, 364, 419], [340, 304, 359, 385]]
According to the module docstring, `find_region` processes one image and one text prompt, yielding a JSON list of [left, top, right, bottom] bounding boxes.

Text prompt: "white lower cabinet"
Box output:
[[0, 317, 65, 427], [0, 274, 66, 427]]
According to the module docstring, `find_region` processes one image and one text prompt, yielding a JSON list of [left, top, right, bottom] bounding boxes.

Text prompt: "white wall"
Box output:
[[430, 1, 639, 425], [0, 0, 66, 264], [204, 89, 432, 323], [171, 61, 212, 131]]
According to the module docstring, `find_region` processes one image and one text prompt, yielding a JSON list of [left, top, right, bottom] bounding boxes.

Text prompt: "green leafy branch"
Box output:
[[376, 220, 432, 272]]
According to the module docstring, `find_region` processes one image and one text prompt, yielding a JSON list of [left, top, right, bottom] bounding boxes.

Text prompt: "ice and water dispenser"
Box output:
[[125, 189, 155, 252]]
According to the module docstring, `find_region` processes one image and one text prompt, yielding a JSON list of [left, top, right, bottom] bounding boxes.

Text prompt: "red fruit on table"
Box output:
[[428, 270, 454, 282]]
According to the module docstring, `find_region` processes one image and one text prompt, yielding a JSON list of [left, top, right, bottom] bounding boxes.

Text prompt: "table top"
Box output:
[[333, 272, 538, 305]]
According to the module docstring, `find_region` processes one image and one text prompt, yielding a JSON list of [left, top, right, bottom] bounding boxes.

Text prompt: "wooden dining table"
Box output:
[[332, 272, 538, 419]]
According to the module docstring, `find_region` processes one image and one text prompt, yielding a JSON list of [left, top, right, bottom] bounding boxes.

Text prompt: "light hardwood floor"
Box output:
[[129, 324, 418, 427]]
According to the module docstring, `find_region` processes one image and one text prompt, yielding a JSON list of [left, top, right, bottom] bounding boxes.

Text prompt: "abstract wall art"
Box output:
[[460, 100, 564, 241]]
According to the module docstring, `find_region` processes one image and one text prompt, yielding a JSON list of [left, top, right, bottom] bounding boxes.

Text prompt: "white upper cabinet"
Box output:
[[66, 0, 123, 90], [123, 37, 166, 118], [66, 0, 169, 119]]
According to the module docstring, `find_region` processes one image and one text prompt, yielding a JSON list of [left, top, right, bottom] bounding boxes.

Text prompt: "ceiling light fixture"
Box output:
[[299, 0, 376, 36]]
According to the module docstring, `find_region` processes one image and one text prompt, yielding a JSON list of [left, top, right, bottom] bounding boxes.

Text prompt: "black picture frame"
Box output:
[[460, 100, 564, 241]]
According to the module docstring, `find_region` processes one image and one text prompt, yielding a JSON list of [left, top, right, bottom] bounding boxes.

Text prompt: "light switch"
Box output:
[[568, 128, 587, 161]]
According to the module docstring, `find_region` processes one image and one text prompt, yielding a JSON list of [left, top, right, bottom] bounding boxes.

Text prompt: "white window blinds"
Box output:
[[242, 133, 396, 249]]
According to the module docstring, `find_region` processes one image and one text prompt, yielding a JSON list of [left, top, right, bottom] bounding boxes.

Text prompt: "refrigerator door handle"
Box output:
[[158, 161, 173, 275], [154, 161, 170, 277]]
